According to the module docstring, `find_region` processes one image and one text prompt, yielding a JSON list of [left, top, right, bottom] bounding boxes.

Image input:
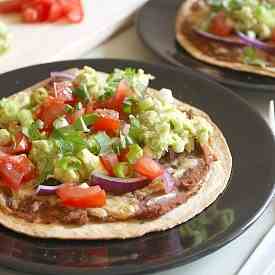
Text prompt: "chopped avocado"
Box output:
[[0, 129, 11, 146], [131, 92, 213, 159], [170, 133, 188, 153], [54, 156, 81, 182], [30, 140, 57, 179], [126, 144, 143, 164], [113, 162, 132, 178], [17, 109, 34, 128], [254, 5, 275, 29], [77, 148, 101, 176], [0, 98, 20, 126], [31, 87, 48, 105], [54, 166, 80, 182], [74, 66, 104, 100]]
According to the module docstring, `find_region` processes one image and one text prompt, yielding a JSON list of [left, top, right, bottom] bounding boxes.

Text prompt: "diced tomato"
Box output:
[[22, 0, 51, 22], [0, 161, 24, 190], [118, 148, 129, 162], [22, 6, 40, 22], [66, 107, 85, 124], [85, 101, 94, 114], [0, 0, 84, 24], [36, 96, 66, 131], [100, 153, 118, 176], [134, 156, 164, 180], [113, 81, 132, 112], [0, 154, 36, 191], [48, 1, 63, 22], [52, 82, 75, 104], [57, 184, 106, 208], [95, 81, 132, 114], [209, 11, 233, 37], [14, 154, 36, 182], [0, 132, 30, 155], [92, 116, 120, 136], [58, 0, 83, 23], [13, 132, 31, 154], [0, 0, 22, 13]]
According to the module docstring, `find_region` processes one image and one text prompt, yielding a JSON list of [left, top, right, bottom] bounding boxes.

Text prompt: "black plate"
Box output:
[[136, 0, 275, 91], [0, 59, 274, 275]]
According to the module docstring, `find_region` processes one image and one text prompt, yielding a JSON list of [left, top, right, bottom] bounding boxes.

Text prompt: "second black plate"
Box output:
[[136, 0, 275, 91]]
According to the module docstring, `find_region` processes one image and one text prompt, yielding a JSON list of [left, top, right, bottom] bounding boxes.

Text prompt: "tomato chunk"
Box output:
[[59, 0, 84, 23], [0, 155, 36, 191], [134, 156, 164, 180], [57, 184, 106, 208], [0, 132, 30, 155], [22, 0, 51, 22], [48, 1, 63, 22], [0, 0, 22, 13], [113, 80, 132, 112], [36, 96, 66, 131], [92, 116, 120, 136], [209, 11, 233, 37], [100, 153, 118, 176], [95, 80, 132, 114], [13, 132, 31, 154]]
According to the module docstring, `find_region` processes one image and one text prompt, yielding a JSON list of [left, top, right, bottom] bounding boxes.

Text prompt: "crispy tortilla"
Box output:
[[0, 71, 232, 239], [175, 0, 275, 78]]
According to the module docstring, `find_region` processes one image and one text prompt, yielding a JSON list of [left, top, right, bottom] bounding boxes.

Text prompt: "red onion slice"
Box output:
[[36, 185, 60, 196], [89, 172, 149, 195], [158, 170, 175, 193], [237, 32, 275, 53], [193, 28, 246, 46], [50, 69, 78, 81]]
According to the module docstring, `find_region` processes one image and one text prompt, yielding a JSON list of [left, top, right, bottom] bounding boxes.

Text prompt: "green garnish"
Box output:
[[87, 135, 101, 155], [65, 104, 74, 114], [23, 120, 45, 140], [73, 116, 90, 132], [73, 85, 90, 102], [83, 113, 98, 126], [52, 128, 88, 155]]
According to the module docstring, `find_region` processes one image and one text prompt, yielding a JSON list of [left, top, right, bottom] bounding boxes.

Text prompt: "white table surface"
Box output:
[[1, 25, 275, 275]]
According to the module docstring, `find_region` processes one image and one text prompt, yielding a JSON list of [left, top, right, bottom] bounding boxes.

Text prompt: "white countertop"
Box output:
[[0, 25, 275, 275]]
